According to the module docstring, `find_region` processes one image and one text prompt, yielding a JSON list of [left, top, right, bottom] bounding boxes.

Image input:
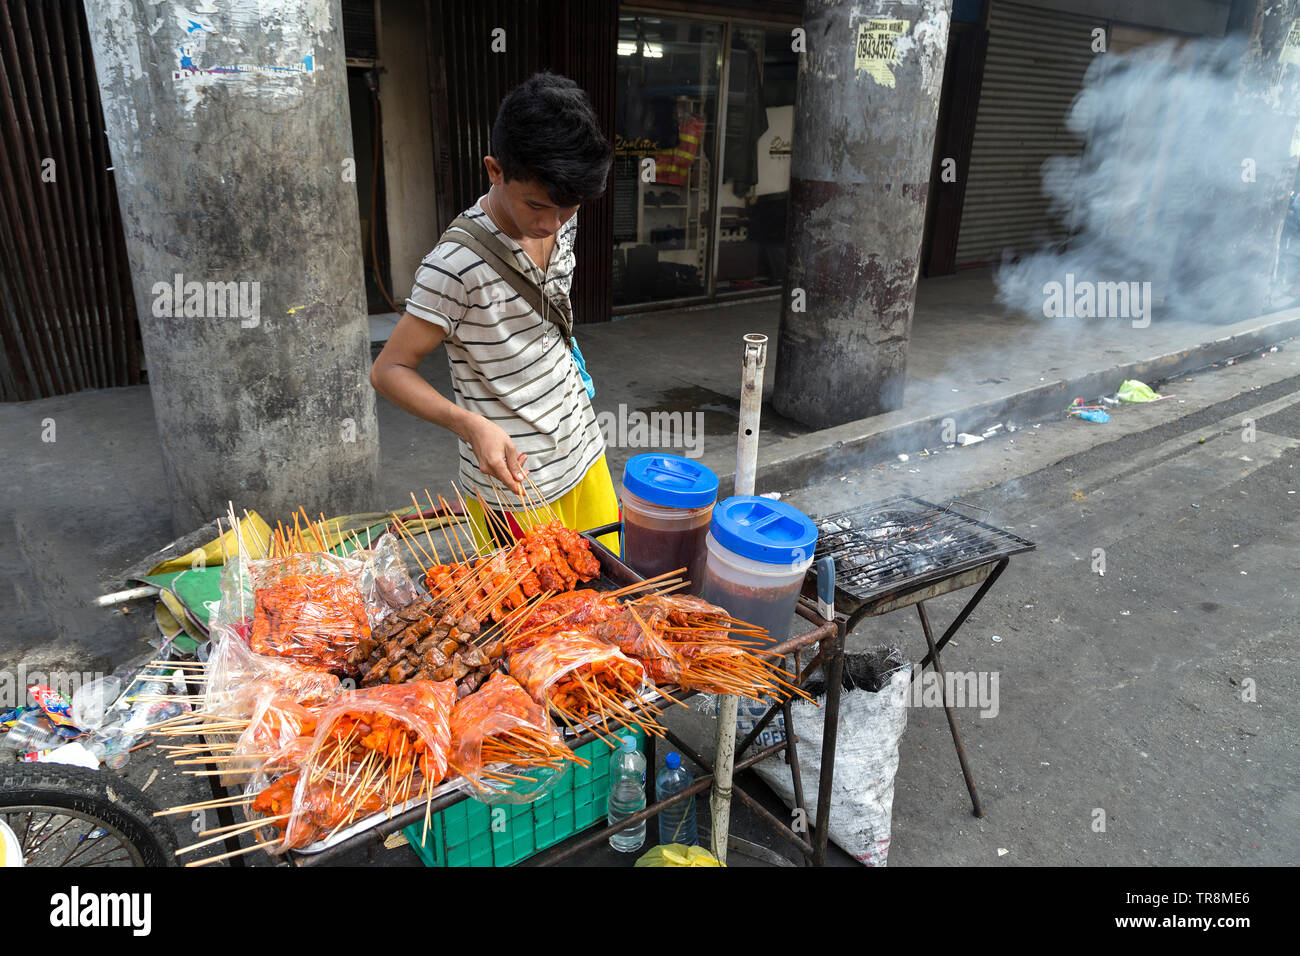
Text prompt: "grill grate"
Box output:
[[811, 495, 1035, 607]]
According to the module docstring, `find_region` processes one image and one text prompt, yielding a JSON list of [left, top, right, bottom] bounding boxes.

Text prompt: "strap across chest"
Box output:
[[439, 214, 574, 345]]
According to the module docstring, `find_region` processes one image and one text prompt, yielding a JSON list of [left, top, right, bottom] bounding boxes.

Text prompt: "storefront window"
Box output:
[[613, 15, 798, 308], [715, 26, 798, 295], [613, 16, 723, 306]]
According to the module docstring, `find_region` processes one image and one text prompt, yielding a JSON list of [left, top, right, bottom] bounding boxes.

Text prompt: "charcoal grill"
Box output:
[[805, 495, 1036, 817]]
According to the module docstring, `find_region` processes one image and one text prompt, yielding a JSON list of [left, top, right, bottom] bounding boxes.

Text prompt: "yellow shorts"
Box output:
[[463, 455, 622, 557]]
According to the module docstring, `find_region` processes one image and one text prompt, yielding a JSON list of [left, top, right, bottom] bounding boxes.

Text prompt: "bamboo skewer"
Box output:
[[421, 490, 447, 563], [185, 839, 278, 867], [176, 814, 290, 855], [154, 793, 254, 817], [604, 568, 688, 599]]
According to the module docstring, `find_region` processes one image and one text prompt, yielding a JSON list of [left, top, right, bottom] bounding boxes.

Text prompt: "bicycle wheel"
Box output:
[[0, 763, 179, 867]]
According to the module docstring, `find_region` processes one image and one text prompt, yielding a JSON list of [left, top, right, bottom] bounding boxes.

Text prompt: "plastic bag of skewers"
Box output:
[[506, 630, 665, 741], [447, 673, 586, 804], [247, 680, 460, 854], [204, 537, 410, 673], [202, 625, 342, 717]]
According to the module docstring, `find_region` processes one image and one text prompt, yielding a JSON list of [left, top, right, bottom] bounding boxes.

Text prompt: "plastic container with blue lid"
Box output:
[[700, 496, 819, 646], [620, 454, 720, 592]]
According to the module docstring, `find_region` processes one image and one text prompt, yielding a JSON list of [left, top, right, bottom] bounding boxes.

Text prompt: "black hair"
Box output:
[[491, 72, 613, 206]]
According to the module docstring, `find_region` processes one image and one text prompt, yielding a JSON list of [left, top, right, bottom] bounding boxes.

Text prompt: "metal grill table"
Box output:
[[806, 495, 1035, 817]]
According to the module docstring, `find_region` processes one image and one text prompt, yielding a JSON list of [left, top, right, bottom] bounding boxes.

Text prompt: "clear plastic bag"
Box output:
[[249, 569, 371, 669], [210, 533, 420, 637], [449, 673, 571, 802], [256, 680, 457, 853], [506, 630, 646, 706], [220, 695, 320, 786], [589, 608, 684, 685], [203, 626, 340, 717]]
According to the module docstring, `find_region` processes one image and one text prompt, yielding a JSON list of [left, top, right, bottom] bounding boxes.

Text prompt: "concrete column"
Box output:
[[84, 0, 378, 533], [773, 1, 951, 428]]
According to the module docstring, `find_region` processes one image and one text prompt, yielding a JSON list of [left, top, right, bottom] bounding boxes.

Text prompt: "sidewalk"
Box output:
[[2, 268, 1298, 673]]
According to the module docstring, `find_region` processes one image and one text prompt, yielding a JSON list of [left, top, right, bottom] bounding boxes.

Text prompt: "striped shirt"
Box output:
[[405, 198, 605, 507]]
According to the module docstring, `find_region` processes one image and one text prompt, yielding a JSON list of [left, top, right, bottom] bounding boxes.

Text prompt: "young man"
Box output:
[[370, 73, 619, 551]]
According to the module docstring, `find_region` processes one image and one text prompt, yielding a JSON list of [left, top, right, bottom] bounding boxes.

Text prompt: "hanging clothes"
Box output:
[[724, 36, 769, 197], [655, 114, 705, 186]]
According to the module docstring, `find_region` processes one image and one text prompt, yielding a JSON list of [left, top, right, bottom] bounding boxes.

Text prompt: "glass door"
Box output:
[[714, 25, 798, 295], [613, 15, 724, 307]]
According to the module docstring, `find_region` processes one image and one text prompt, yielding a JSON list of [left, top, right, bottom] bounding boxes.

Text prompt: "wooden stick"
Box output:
[[185, 839, 278, 867], [410, 493, 439, 565], [438, 494, 472, 563], [605, 569, 688, 599], [523, 472, 559, 523], [449, 485, 488, 556], [154, 794, 254, 817], [176, 814, 290, 855], [421, 490, 445, 562]]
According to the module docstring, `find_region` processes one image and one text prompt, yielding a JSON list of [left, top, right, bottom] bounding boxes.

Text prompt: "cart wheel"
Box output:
[[0, 763, 179, 867]]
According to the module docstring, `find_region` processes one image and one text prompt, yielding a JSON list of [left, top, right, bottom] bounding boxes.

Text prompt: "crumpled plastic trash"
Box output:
[[635, 844, 724, 867], [1118, 380, 1160, 403], [38, 741, 101, 770]]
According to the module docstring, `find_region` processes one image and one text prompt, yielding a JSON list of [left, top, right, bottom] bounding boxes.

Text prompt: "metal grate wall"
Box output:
[[954, 0, 1097, 266], [0, 0, 141, 401], [426, 0, 616, 324]]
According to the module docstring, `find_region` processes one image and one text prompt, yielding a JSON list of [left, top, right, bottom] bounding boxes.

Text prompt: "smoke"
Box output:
[[995, 35, 1300, 326]]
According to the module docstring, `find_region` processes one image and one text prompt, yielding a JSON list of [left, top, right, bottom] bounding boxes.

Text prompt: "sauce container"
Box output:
[[620, 454, 719, 593], [699, 495, 818, 647]]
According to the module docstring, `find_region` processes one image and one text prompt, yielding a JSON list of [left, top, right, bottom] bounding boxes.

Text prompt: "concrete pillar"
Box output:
[[773, 1, 951, 428], [84, 0, 378, 533]]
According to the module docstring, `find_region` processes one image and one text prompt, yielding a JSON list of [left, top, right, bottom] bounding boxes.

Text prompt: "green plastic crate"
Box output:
[[404, 729, 646, 867]]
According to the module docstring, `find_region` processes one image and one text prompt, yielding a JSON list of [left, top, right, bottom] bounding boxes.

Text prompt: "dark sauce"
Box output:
[[699, 571, 803, 648], [623, 513, 711, 594]]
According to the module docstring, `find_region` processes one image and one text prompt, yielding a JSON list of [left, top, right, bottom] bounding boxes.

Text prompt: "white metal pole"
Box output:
[[710, 332, 767, 864]]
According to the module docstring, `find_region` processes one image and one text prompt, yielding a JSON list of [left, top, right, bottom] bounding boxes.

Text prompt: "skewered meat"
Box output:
[[359, 595, 502, 695], [250, 572, 371, 671]]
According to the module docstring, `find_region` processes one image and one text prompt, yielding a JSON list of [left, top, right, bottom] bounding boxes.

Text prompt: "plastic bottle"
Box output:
[[607, 735, 646, 853], [0, 711, 65, 752], [655, 752, 699, 846]]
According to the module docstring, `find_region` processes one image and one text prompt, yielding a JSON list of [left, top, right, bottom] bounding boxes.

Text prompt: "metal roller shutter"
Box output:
[[954, 0, 1098, 266]]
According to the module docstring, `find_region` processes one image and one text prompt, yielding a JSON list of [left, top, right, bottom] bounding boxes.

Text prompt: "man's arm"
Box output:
[[370, 313, 528, 494]]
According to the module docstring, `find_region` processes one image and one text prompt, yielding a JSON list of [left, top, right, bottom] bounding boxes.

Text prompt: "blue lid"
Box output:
[[622, 454, 719, 509], [621, 736, 637, 753], [666, 752, 681, 770], [709, 496, 819, 565]]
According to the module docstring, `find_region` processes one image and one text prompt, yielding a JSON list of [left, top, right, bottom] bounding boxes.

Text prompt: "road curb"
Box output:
[[706, 309, 1300, 494]]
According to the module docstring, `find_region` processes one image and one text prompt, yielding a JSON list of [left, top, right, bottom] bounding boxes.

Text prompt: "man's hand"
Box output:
[[465, 416, 529, 496]]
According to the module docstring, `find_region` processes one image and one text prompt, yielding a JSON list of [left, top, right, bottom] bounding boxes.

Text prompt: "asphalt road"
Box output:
[[780, 359, 1300, 867]]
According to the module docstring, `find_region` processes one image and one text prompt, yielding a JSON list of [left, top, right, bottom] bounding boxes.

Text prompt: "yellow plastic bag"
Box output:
[[634, 844, 723, 867]]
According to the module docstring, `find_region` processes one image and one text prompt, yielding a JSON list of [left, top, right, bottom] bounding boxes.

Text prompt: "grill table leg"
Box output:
[[811, 622, 846, 865], [911, 559, 1009, 677], [916, 602, 984, 818]]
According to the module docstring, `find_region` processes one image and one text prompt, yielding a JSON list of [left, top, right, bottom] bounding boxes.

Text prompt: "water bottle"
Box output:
[[655, 752, 699, 846], [607, 735, 646, 853]]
